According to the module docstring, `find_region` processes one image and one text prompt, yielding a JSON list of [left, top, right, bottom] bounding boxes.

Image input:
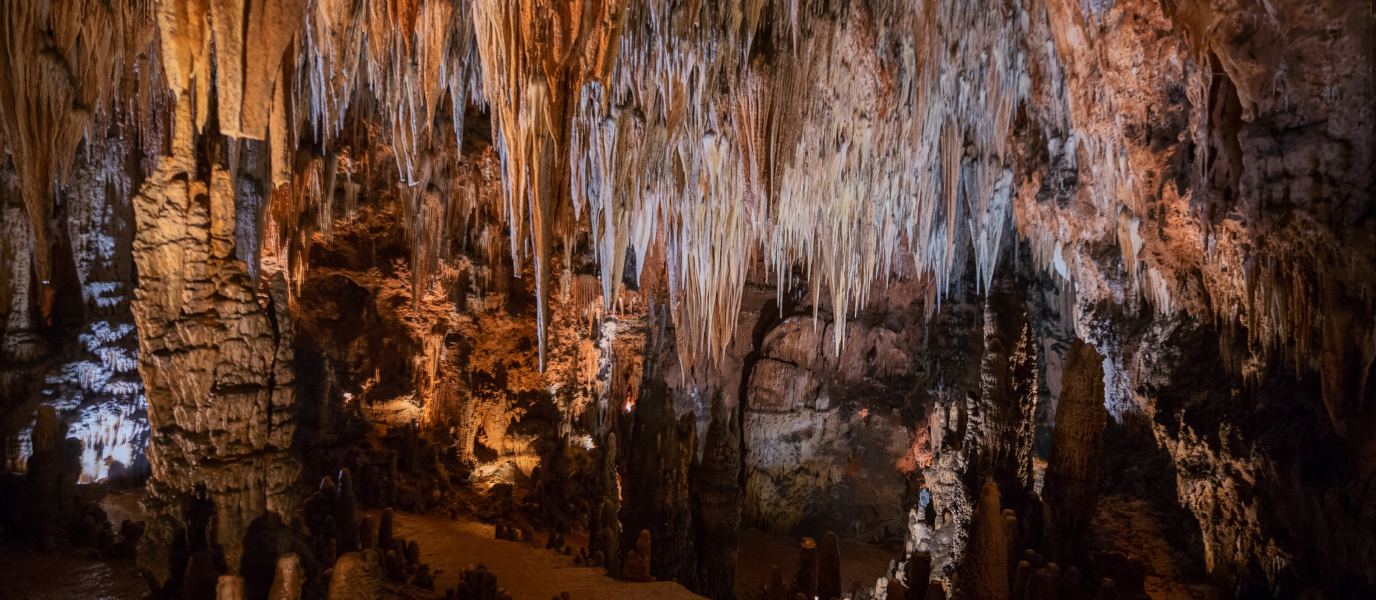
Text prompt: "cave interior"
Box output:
[[0, 1, 1372, 600]]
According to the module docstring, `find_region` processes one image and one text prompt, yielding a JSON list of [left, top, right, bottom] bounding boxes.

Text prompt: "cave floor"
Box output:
[[386, 511, 707, 600], [0, 545, 146, 600], [733, 528, 901, 600]]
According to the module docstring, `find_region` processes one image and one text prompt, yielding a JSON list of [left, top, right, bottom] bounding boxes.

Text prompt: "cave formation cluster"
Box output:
[[0, 0, 1372, 599]]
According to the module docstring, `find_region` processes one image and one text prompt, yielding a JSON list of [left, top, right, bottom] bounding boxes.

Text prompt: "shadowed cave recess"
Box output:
[[0, 0, 1371, 600]]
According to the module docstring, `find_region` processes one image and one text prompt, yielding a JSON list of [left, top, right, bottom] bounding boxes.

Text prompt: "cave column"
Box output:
[[131, 96, 300, 585]]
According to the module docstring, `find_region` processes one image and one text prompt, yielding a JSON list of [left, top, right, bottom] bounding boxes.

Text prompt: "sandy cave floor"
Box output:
[[0, 496, 898, 600], [386, 510, 704, 599]]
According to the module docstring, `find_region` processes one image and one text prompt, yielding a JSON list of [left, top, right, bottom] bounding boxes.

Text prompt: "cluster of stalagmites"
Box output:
[[899, 339, 1133, 600], [856, 483, 1126, 600], [491, 518, 607, 571], [157, 468, 441, 600], [0, 406, 146, 556], [759, 532, 846, 600]]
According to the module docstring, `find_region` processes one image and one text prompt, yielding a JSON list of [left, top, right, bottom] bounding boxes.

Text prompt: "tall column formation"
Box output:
[[693, 392, 742, 600], [131, 98, 300, 585], [1041, 339, 1106, 564], [972, 276, 1039, 507], [620, 301, 697, 588]]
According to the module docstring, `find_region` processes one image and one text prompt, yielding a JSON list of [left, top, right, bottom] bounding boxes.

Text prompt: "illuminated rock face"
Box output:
[[38, 136, 147, 483], [129, 100, 300, 585]]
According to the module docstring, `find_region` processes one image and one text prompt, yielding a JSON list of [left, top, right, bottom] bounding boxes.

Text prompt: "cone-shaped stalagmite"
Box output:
[[1093, 579, 1119, 600], [817, 532, 842, 600], [960, 482, 1008, 600], [887, 578, 907, 600], [1043, 339, 1107, 564]]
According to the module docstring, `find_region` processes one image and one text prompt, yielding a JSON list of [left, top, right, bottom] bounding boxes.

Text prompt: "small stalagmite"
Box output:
[[216, 575, 246, 600], [1093, 579, 1119, 600], [335, 469, 360, 552], [622, 530, 653, 582], [405, 539, 421, 566], [379, 509, 394, 549], [1060, 566, 1085, 600], [359, 515, 376, 550], [267, 553, 302, 600], [1013, 560, 1032, 600], [923, 581, 945, 600], [886, 577, 907, 600], [905, 551, 932, 600], [184, 550, 222, 600]]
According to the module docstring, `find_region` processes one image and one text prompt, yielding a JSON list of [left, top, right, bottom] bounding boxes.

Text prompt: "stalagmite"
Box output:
[[904, 551, 932, 600], [359, 515, 376, 551], [379, 508, 394, 550], [216, 575, 246, 600], [1042, 340, 1107, 564], [335, 469, 360, 552], [817, 532, 842, 600], [960, 482, 1008, 600], [267, 553, 303, 600], [768, 565, 788, 600], [184, 550, 223, 600], [886, 577, 906, 600], [1092, 579, 1118, 600], [622, 530, 653, 582], [793, 537, 818, 600], [328, 552, 384, 600]]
